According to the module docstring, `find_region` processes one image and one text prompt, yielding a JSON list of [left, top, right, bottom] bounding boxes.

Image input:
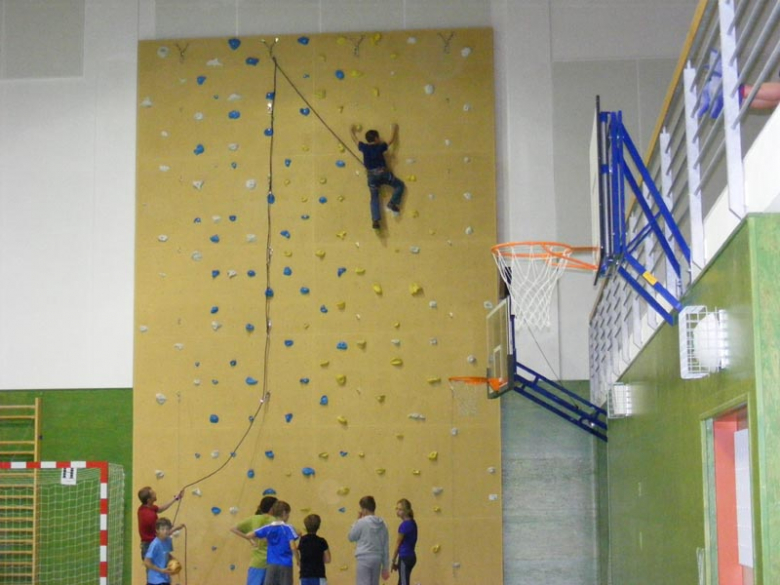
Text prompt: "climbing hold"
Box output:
[[228, 110, 241, 119], [467, 355, 477, 364], [227, 270, 237, 278], [358, 452, 365, 458], [335, 70, 345, 80], [393, 322, 401, 329], [424, 84, 435, 95], [285, 413, 293, 423], [302, 467, 316, 476], [461, 47, 472, 57], [432, 487, 444, 495], [409, 283, 423, 295], [336, 301, 346, 310], [430, 338, 438, 345], [339, 451, 348, 457], [300, 107, 310, 116], [280, 230, 291, 239], [246, 323, 255, 332], [355, 268, 366, 275], [376, 395, 386, 403], [320, 305, 328, 314], [173, 343, 184, 350], [336, 342, 348, 350], [209, 414, 219, 423], [211, 506, 222, 515], [337, 487, 350, 495], [372, 87, 380, 97], [228, 38, 241, 50], [196, 76, 207, 85], [410, 246, 420, 254], [336, 160, 346, 167], [300, 287, 310, 295], [245, 377, 258, 385], [320, 395, 328, 406], [489, 494, 499, 501], [375, 468, 386, 475], [391, 339, 401, 347], [428, 451, 438, 461], [337, 267, 347, 277], [318, 452, 329, 460], [298, 36, 310, 45], [263, 488, 277, 495], [210, 235, 220, 243], [246, 179, 257, 189], [487, 467, 496, 474], [193, 144, 205, 155], [396, 433, 404, 440], [356, 340, 367, 349], [315, 250, 326, 258], [426, 377, 441, 385], [246, 57, 259, 66], [247, 270, 256, 278], [336, 375, 346, 385], [229, 360, 237, 367], [211, 321, 222, 331], [157, 235, 169, 243], [246, 234, 257, 243], [412, 469, 421, 475], [432, 545, 441, 553], [300, 378, 310, 384], [265, 288, 274, 297], [265, 450, 275, 459], [349, 70, 364, 78], [465, 226, 474, 235], [320, 360, 330, 367], [211, 450, 220, 458], [337, 416, 348, 425], [408, 413, 426, 421], [284, 339, 294, 347], [451, 428, 459, 436], [264, 128, 273, 136], [372, 284, 383, 295], [192, 488, 202, 496], [283, 267, 292, 276], [336, 230, 347, 239]]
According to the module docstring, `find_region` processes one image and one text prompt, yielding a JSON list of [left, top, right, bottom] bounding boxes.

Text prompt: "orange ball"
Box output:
[[167, 559, 182, 575]]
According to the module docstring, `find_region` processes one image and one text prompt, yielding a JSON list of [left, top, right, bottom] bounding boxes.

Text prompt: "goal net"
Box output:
[[0, 461, 125, 585]]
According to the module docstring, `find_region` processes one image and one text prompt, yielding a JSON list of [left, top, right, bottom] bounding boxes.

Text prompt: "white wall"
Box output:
[[0, 0, 695, 389]]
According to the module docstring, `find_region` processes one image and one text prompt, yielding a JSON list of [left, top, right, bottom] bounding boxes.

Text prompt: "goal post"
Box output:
[[0, 461, 125, 585]]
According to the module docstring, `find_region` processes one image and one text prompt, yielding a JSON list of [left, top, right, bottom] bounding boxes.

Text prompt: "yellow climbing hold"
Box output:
[[409, 283, 422, 295], [337, 487, 350, 496], [350, 70, 364, 78], [372, 87, 380, 97], [319, 177, 327, 184], [411, 210, 419, 218], [395, 433, 404, 439], [314, 89, 326, 99], [338, 195, 345, 202], [406, 175, 417, 182], [433, 506, 442, 513], [390, 358, 403, 366], [302, 145, 310, 152], [429, 229, 436, 235], [355, 267, 366, 275], [427, 377, 442, 384], [411, 469, 421, 475], [390, 52, 398, 59], [336, 301, 346, 310], [336, 231, 347, 239], [339, 565, 349, 571], [336, 375, 347, 385], [371, 33, 382, 44], [356, 340, 367, 349], [375, 468, 386, 475], [300, 507, 311, 513], [337, 143, 345, 152], [372, 284, 383, 295], [358, 451, 365, 458], [337, 415, 348, 425], [428, 451, 439, 461], [283, 250, 293, 257], [431, 545, 441, 553], [284, 178, 291, 185], [393, 321, 401, 329], [320, 360, 330, 367], [337, 105, 344, 113], [315, 250, 326, 258], [337, 36, 348, 45], [319, 452, 329, 460], [376, 395, 386, 403]]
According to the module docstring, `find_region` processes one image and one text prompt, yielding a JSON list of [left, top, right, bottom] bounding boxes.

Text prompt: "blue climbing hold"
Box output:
[[246, 377, 258, 385], [320, 305, 328, 314], [264, 128, 273, 137], [319, 196, 327, 204], [339, 507, 346, 513], [211, 379, 219, 385], [336, 160, 346, 168], [267, 193, 275, 204], [246, 323, 255, 332], [280, 230, 291, 239], [194, 217, 202, 223], [265, 450, 275, 459], [210, 235, 220, 243], [298, 36, 310, 45], [284, 159, 292, 167], [336, 341, 348, 350], [194, 144, 205, 155], [284, 339, 294, 347], [230, 360, 237, 367], [300, 378, 310, 384], [195, 361, 201, 367], [211, 506, 222, 515], [335, 70, 345, 80], [210, 306, 219, 314], [283, 267, 292, 276], [263, 488, 277, 495], [246, 57, 259, 66], [340, 451, 348, 457], [212, 270, 220, 278], [229, 215, 237, 222], [228, 38, 241, 50], [247, 270, 256, 278], [197, 76, 207, 85], [231, 162, 237, 169], [266, 91, 275, 100], [228, 110, 241, 119], [337, 267, 347, 277], [300, 108, 310, 116], [302, 467, 315, 476], [320, 395, 328, 405], [195, 453, 201, 458], [285, 413, 293, 423], [301, 214, 310, 220], [300, 287, 310, 295], [209, 414, 219, 423], [265, 287, 274, 297]]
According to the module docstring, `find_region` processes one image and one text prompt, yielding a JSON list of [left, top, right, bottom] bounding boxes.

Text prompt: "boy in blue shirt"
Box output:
[[143, 517, 178, 585], [350, 123, 406, 230], [248, 500, 299, 585]]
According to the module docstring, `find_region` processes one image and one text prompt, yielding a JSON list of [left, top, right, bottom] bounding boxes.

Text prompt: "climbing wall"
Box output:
[[135, 28, 500, 584]]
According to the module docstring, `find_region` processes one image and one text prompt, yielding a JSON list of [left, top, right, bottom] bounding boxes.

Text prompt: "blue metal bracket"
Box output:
[[511, 359, 608, 442], [595, 101, 690, 324]]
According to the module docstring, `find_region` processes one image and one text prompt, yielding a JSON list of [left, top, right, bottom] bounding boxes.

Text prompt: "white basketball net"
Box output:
[[492, 242, 579, 330]]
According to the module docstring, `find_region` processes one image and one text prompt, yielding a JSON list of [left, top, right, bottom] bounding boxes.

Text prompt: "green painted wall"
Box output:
[[0, 389, 133, 584], [604, 214, 780, 584]]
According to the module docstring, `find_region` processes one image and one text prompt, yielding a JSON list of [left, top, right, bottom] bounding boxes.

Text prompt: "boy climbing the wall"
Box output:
[[351, 124, 405, 230]]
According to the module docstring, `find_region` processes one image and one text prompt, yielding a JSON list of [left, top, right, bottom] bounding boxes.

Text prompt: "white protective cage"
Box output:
[[679, 306, 729, 379], [608, 383, 633, 418]]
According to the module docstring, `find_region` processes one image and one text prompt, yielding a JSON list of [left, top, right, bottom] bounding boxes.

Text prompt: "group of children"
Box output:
[[137, 487, 417, 585]]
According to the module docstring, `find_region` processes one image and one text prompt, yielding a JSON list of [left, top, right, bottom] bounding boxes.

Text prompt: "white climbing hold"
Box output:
[[193, 379, 201, 386], [212, 215, 221, 223], [463, 192, 472, 200], [432, 487, 444, 495], [228, 143, 239, 151], [467, 355, 477, 364], [444, 139, 452, 147], [155, 470, 165, 479], [191, 251, 202, 261], [211, 450, 219, 459], [192, 180, 204, 190], [192, 488, 202, 497], [451, 428, 459, 436], [464, 156, 472, 163], [391, 339, 401, 347], [407, 36, 418, 44], [157, 46, 170, 59], [461, 47, 472, 57], [157, 235, 168, 242], [229, 506, 239, 515], [488, 494, 499, 501], [487, 466, 496, 474], [156, 393, 167, 405], [463, 103, 472, 112], [424, 84, 435, 95], [484, 301, 494, 310], [140, 97, 153, 108], [246, 179, 257, 190], [173, 343, 184, 351], [139, 325, 148, 333], [207, 58, 223, 67], [430, 338, 438, 345], [410, 246, 420, 254], [159, 165, 170, 172], [228, 93, 242, 101], [408, 413, 426, 421], [465, 226, 474, 235], [194, 112, 204, 121], [429, 301, 438, 309], [246, 234, 257, 243], [227, 270, 237, 278], [211, 321, 222, 331]]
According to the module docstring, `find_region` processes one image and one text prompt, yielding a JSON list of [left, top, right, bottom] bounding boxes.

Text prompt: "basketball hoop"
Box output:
[[491, 241, 597, 329], [448, 376, 503, 416]]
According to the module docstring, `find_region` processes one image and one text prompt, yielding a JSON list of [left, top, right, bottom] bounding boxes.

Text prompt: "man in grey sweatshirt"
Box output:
[[348, 495, 391, 584]]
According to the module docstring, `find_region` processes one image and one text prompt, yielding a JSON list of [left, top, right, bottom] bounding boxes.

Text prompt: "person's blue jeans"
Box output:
[[367, 169, 405, 221]]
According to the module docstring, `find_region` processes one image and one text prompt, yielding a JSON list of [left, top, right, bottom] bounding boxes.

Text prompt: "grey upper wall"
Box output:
[[0, 0, 697, 389]]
